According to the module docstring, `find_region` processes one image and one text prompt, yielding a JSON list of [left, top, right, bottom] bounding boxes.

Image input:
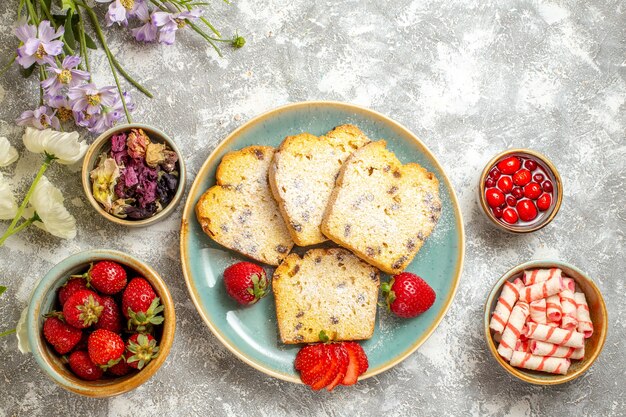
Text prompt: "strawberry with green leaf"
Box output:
[[223, 262, 269, 306], [121, 277, 164, 332]]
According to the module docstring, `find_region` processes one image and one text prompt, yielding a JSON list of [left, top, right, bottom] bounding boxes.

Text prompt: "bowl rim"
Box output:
[[478, 148, 563, 233], [483, 259, 608, 385], [27, 249, 176, 397], [81, 123, 186, 228], [179, 100, 466, 383]]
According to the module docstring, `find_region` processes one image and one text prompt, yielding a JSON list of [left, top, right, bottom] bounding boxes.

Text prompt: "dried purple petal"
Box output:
[[111, 133, 127, 152], [124, 165, 139, 188]]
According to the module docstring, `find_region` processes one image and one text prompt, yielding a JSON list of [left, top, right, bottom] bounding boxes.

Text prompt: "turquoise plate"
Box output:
[[180, 102, 465, 383]]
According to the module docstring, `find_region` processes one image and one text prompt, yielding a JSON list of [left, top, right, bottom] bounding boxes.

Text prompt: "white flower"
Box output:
[[16, 306, 31, 354], [0, 172, 17, 220], [0, 137, 18, 166], [23, 176, 77, 239], [22, 127, 87, 165]]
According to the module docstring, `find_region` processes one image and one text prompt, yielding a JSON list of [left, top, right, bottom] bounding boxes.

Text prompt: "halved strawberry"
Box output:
[[295, 344, 331, 387], [341, 342, 368, 385], [326, 344, 349, 391]]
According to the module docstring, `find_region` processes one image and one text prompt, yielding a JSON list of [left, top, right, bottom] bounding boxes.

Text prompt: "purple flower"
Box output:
[[45, 95, 76, 122], [87, 92, 135, 134], [16, 106, 61, 130], [97, 0, 148, 27], [67, 83, 117, 115], [41, 55, 90, 94], [15, 21, 64, 68], [152, 9, 201, 45], [131, 6, 158, 42]]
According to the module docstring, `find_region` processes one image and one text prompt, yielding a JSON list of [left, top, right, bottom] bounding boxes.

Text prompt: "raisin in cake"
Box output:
[[273, 248, 380, 344], [269, 125, 370, 246], [195, 146, 294, 266], [321, 140, 441, 274]]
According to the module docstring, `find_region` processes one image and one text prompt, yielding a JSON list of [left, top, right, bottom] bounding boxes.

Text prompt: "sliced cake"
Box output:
[[273, 248, 380, 344], [321, 140, 441, 274], [195, 146, 294, 266], [269, 125, 370, 246]]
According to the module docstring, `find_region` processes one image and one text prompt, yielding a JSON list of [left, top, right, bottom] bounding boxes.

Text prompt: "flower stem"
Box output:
[[111, 58, 153, 98], [77, 3, 132, 123], [76, 7, 91, 77], [0, 217, 36, 246], [0, 329, 16, 337], [3, 156, 52, 236], [24, 0, 39, 25]]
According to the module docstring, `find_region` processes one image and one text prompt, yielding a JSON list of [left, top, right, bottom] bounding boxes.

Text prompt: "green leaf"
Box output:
[[20, 64, 36, 78], [61, 0, 75, 12], [84, 33, 97, 50], [318, 330, 329, 343], [0, 286, 6, 297], [63, 10, 76, 49], [64, 11, 76, 50], [53, 14, 67, 24]]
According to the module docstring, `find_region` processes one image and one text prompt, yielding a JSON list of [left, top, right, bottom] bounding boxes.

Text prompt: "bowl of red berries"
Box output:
[[479, 149, 563, 233], [25, 249, 175, 397]]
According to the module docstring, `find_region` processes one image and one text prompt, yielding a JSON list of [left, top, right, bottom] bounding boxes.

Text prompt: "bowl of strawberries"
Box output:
[[24, 249, 175, 397]]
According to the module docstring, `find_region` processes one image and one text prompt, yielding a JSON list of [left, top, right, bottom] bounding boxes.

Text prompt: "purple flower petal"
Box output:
[[15, 22, 37, 43], [38, 21, 63, 42], [158, 30, 176, 45], [62, 55, 81, 69], [42, 40, 64, 57], [151, 12, 173, 27], [22, 38, 41, 55]]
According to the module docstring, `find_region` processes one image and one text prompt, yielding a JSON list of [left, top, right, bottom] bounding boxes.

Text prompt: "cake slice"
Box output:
[[321, 140, 441, 274], [269, 125, 370, 246], [195, 146, 294, 266], [273, 248, 380, 344]]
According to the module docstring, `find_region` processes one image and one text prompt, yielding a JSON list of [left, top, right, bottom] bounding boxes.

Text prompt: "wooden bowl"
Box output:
[[484, 260, 607, 385], [82, 123, 186, 227], [26, 250, 176, 397], [478, 149, 562, 233]]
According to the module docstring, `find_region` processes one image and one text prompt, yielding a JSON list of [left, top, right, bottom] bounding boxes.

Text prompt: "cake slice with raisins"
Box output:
[[321, 140, 441, 274], [273, 248, 380, 344], [269, 125, 370, 246], [195, 146, 294, 266]]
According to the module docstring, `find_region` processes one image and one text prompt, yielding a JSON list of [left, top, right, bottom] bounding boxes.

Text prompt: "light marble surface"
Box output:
[[1, 1, 625, 416]]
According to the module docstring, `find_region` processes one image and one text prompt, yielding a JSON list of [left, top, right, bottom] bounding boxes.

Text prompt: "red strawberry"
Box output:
[[108, 359, 133, 377], [87, 329, 125, 369], [42, 316, 82, 355], [382, 272, 436, 318], [63, 290, 103, 329], [121, 278, 164, 332], [86, 261, 127, 295], [68, 351, 103, 381], [125, 333, 160, 370], [58, 278, 88, 306], [312, 344, 347, 391], [223, 262, 268, 305], [341, 342, 368, 386], [325, 344, 349, 391], [94, 296, 122, 333], [295, 344, 332, 387]]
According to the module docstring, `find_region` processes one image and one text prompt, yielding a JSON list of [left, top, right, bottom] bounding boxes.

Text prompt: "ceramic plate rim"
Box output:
[[180, 101, 465, 383]]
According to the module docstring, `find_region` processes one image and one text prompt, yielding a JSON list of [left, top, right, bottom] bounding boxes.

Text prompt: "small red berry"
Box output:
[[125, 333, 159, 370], [489, 168, 501, 179], [502, 208, 518, 224], [63, 290, 103, 329], [537, 193, 552, 211], [485, 177, 495, 188], [68, 351, 103, 381], [513, 169, 532, 186], [497, 157, 521, 175], [108, 360, 133, 377], [511, 187, 524, 199], [542, 180, 553, 193], [523, 182, 542, 200], [88, 261, 127, 295], [516, 199, 538, 222], [524, 159, 537, 171], [533, 173, 544, 183], [497, 176, 513, 193], [58, 278, 88, 307], [88, 329, 125, 369], [95, 296, 122, 333], [42, 316, 82, 355], [382, 273, 436, 318], [492, 207, 503, 218], [506, 195, 517, 207], [223, 262, 269, 305], [485, 188, 505, 208], [121, 278, 164, 332]]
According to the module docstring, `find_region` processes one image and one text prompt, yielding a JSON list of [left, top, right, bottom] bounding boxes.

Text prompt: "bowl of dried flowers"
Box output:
[[82, 124, 185, 227]]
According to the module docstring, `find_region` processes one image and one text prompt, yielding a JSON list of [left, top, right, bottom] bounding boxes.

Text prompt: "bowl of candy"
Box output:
[[478, 149, 562, 233], [82, 124, 186, 227], [484, 260, 607, 384]]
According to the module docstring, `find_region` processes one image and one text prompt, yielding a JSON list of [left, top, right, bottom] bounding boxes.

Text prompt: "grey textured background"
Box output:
[[1, 0, 625, 416]]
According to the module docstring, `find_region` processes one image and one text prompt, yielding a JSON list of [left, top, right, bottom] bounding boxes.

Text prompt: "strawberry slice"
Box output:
[[311, 345, 341, 390], [326, 344, 349, 391], [295, 344, 331, 387], [354, 343, 369, 375], [341, 342, 369, 385]]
